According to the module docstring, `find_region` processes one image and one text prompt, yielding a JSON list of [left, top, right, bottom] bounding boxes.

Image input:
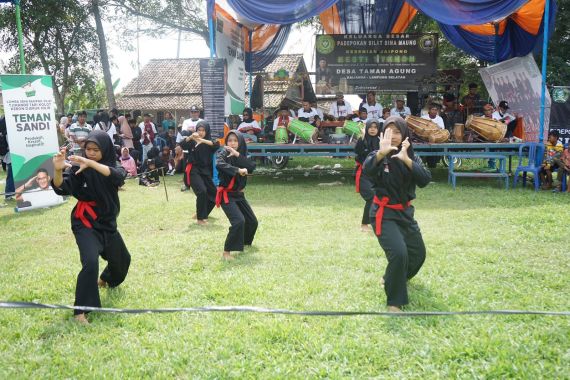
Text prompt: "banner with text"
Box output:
[[200, 58, 227, 140], [479, 54, 550, 143], [0, 75, 64, 211], [315, 33, 438, 94], [215, 9, 245, 115]]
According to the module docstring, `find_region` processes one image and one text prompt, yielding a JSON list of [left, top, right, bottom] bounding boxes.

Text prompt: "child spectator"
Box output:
[[540, 130, 564, 190], [119, 147, 137, 177], [159, 146, 175, 175], [139, 159, 160, 187], [554, 143, 570, 192]]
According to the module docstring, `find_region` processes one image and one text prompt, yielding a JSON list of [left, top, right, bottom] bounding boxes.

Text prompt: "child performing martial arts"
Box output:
[[362, 116, 431, 312], [180, 121, 220, 224], [215, 131, 258, 260], [52, 130, 131, 324], [354, 119, 380, 232]]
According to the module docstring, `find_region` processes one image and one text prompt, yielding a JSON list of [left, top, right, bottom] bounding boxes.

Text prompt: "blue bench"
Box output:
[[447, 153, 509, 190]]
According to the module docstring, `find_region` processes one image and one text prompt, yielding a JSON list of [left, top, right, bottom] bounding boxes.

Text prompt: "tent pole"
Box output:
[[539, 0, 551, 143], [249, 29, 253, 108], [208, 4, 215, 58], [15, 0, 25, 74]]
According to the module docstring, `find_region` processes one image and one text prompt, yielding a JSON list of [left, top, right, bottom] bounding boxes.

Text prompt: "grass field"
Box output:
[[1, 158, 569, 378]]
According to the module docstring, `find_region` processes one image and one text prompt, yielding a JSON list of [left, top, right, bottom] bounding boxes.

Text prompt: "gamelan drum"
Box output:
[[465, 115, 507, 142], [288, 119, 319, 144], [275, 127, 288, 144], [453, 123, 464, 142], [342, 120, 363, 138], [405, 115, 450, 143]]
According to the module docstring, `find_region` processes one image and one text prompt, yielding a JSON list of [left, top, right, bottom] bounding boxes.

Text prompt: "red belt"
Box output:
[[372, 196, 411, 236], [355, 162, 363, 193], [215, 176, 236, 207], [184, 163, 193, 187], [74, 201, 98, 228]]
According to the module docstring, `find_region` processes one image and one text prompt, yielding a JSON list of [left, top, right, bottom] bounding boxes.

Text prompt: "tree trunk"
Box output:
[[92, 0, 116, 109]]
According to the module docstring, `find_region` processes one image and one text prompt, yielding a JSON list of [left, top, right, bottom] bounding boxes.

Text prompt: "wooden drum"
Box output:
[[452, 123, 464, 142], [405, 115, 450, 143], [465, 115, 507, 142]]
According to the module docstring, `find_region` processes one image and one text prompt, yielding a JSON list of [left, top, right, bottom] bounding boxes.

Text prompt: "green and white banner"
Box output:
[[0, 74, 64, 211], [215, 11, 245, 115]]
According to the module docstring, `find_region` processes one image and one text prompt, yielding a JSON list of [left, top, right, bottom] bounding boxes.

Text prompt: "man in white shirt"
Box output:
[[329, 92, 353, 120], [492, 100, 515, 124], [67, 110, 92, 153], [362, 91, 382, 119], [390, 97, 411, 118], [352, 107, 368, 123], [297, 100, 320, 127], [177, 105, 203, 144], [421, 104, 445, 130]]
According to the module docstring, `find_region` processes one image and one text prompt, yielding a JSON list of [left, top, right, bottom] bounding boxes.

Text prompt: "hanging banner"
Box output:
[[314, 33, 438, 94], [549, 86, 570, 145], [0, 74, 64, 212], [200, 58, 226, 139], [479, 54, 551, 143], [215, 6, 245, 115]]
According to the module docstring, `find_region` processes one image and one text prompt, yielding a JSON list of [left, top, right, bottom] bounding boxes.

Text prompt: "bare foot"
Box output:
[[222, 251, 234, 261], [192, 213, 197, 219], [97, 278, 108, 288], [360, 224, 372, 232], [380, 277, 385, 288], [387, 306, 402, 313], [197, 219, 208, 225], [74, 313, 89, 325]]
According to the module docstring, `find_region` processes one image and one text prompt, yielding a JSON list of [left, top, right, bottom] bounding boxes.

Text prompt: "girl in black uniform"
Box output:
[[52, 130, 131, 324], [354, 118, 380, 232], [180, 121, 219, 224], [362, 116, 431, 312], [215, 131, 257, 260]]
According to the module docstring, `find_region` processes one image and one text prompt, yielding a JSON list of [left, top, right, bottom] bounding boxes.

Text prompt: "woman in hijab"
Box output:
[[362, 116, 431, 312], [237, 108, 261, 143], [52, 130, 131, 324], [215, 131, 257, 260], [354, 118, 381, 232]]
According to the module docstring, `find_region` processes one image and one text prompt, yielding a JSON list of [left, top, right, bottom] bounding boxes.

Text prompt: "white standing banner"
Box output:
[[479, 54, 551, 142], [0, 74, 64, 211], [215, 7, 245, 116]]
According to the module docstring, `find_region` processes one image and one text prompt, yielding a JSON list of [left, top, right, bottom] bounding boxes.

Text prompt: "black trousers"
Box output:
[[73, 227, 131, 315], [370, 217, 426, 307], [221, 198, 258, 252], [190, 171, 216, 220], [359, 176, 374, 225]]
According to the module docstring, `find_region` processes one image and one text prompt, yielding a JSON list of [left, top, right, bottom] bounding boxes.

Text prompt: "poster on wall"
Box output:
[[315, 33, 438, 94], [0, 74, 64, 212], [479, 54, 551, 143], [200, 58, 226, 139], [549, 86, 570, 145], [215, 7, 245, 116]]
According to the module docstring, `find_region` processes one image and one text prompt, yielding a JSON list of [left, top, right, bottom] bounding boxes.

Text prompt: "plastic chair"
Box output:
[[513, 142, 545, 191]]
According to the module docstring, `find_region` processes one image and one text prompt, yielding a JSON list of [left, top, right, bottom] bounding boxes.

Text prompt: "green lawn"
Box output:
[[1, 159, 569, 378]]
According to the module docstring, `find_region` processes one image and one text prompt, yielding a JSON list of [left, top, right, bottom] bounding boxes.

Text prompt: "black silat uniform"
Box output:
[[215, 131, 258, 252], [362, 116, 431, 307], [180, 122, 220, 220], [354, 118, 381, 225], [52, 130, 131, 315]]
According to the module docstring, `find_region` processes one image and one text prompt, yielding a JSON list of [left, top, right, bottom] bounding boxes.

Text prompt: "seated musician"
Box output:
[[329, 92, 353, 121], [421, 103, 445, 130], [379, 108, 391, 125], [390, 96, 411, 118], [297, 100, 321, 127], [237, 107, 262, 143], [482, 103, 496, 119], [441, 94, 463, 132], [273, 105, 292, 131], [362, 90, 382, 119], [352, 107, 369, 123], [492, 100, 517, 138]]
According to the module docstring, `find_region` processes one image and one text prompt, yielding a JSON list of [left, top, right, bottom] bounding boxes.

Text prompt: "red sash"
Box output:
[[215, 176, 236, 207], [74, 201, 97, 228], [355, 162, 363, 193], [184, 163, 193, 187], [372, 196, 411, 236]]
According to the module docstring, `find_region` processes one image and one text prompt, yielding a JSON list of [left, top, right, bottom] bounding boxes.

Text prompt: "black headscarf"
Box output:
[[381, 116, 414, 160], [196, 120, 212, 140], [242, 108, 254, 123], [84, 130, 117, 167], [364, 118, 381, 152], [226, 130, 247, 156]]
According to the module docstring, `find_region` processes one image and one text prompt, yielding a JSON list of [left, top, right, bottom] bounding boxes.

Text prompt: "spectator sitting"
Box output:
[[139, 159, 160, 187], [540, 130, 564, 190], [553, 141, 570, 192], [237, 108, 261, 143], [119, 147, 137, 177], [173, 145, 184, 174], [160, 146, 176, 175]]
